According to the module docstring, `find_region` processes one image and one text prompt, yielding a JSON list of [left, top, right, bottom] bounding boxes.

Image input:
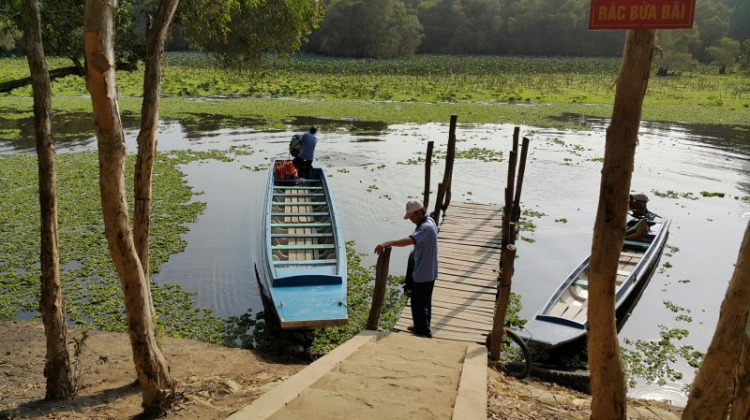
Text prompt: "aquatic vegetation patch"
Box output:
[[0, 151, 233, 342], [699, 191, 725, 198], [622, 300, 704, 389], [223, 242, 409, 357], [651, 190, 699, 200]]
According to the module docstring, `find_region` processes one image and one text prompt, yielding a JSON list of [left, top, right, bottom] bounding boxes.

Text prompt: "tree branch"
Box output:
[[0, 62, 138, 93]]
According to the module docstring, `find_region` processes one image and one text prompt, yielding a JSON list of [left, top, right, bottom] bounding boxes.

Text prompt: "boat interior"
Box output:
[[270, 172, 337, 268], [545, 220, 654, 324]]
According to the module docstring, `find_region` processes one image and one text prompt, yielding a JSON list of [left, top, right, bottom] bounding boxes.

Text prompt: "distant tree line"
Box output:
[[303, 0, 750, 72], [1, 0, 749, 73]]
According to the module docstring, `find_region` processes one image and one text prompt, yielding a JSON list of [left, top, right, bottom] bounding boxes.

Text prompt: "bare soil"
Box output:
[[0, 321, 304, 419], [1, 321, 683, 420]]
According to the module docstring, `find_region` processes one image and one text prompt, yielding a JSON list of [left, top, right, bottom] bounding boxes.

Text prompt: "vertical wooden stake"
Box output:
[[423, 141, 434, 210], [502, 150, 517, 249], [512, 137, 531, 223], [432, 182, 445, 226], [366, 247, 392, 330], [442, 115, 458, 211], [490, 244, 517, 361]]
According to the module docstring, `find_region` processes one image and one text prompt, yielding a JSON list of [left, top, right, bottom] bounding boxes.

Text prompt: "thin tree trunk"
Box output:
[[682, 222, 750, 420], [588, 29, 654, 420], [22, 0, 73, 400], [83, 0, 175, 413], [134, 0, 180, 317]]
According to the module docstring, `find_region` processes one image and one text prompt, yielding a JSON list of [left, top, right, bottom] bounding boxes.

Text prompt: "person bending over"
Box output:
[[293, 126, 318, 179], [375, 200, 438, 338]]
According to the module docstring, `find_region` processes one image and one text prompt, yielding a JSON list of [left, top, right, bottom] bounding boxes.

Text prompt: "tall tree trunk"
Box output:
[[729, 336, 750, 420], [22, 0, 74, 400], [682, 222, 750, 420], [83, 0, 175, 413], [134, 0, 180, 317], [588, 29, 655, 420]]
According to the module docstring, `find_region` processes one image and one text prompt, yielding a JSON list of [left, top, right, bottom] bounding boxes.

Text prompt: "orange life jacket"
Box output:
[[274, 160, 298, 180]]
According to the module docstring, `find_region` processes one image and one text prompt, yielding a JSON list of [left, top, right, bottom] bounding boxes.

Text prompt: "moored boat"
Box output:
[[255, 158, 347, 329], [519, 217, 671, 349]]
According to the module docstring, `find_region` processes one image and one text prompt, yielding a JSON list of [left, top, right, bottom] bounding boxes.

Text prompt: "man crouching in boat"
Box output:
[[375, 200, 438, 338], [293, 126, 318, 179]]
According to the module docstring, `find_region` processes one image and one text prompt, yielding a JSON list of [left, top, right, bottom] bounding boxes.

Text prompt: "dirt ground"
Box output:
[[0, 321, 304, 419], [1, 321, 683, 420]]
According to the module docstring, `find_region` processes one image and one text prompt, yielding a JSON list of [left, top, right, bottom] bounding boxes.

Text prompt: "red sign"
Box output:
[[590, 0, 696, 30]]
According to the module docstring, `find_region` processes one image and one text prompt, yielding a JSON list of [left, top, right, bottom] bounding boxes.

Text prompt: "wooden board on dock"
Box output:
[[395, 202, 502, 344]]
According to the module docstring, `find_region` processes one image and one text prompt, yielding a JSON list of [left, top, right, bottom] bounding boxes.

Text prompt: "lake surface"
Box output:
[[4, 112, 750, 405]]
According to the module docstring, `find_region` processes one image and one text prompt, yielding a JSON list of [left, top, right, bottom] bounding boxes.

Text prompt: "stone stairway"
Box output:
[[227, 331, 487, 420]]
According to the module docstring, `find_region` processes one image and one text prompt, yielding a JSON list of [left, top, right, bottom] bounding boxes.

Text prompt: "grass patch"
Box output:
[[1, 54, 749, 130]]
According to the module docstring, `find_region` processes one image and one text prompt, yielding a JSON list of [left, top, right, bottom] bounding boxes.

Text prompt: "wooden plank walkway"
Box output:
[[395, 201, 502, 344]]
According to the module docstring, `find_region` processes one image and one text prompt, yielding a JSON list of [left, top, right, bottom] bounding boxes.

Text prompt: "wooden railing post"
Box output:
[[490, 244, 517, 361], [442, 115, 458, 211], [512, 137, 530, 223], [432, 182, 445, 225], [502, 150, 517, 249], [366, 247, 392, 330], [423, 141, 434, 210]]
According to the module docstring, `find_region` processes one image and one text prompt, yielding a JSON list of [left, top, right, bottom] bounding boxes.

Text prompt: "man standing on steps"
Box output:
[[375, 200, 438, 338], [293, 125, 318, 179]]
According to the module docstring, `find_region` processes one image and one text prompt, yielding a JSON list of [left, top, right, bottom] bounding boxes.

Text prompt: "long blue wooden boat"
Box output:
[[518, 218, 671, 349], [255, 158, 347, 329]]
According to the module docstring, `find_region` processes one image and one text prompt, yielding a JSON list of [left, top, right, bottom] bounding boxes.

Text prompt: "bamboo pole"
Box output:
[[512, 137, 531, 223], [423, 141, 434, 210], [490, 244, 517, 361], [366, 246, 392, 330], [512, 126, 519, 154]]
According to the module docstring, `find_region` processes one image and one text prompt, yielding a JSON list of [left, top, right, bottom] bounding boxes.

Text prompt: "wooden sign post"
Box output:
[[589, 0, 695, 30]]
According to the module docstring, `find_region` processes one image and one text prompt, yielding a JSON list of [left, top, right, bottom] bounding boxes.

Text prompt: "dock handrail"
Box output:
[[366, 246, 392, 330]]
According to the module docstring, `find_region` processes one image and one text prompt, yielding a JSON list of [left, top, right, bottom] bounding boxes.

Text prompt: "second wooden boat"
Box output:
[[519, 217, 671, 349]]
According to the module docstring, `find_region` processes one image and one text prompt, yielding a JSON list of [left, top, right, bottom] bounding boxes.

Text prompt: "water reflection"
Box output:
[[3, 111, 749, 402]]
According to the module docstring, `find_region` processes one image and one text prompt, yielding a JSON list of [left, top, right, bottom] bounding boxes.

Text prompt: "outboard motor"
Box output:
[[629, 193, 650, 219]]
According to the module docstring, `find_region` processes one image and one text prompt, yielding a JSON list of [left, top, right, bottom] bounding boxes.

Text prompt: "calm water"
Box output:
[[4, 112, 750, 405]]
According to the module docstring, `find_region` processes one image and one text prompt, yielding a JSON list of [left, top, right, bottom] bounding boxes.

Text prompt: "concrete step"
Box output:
[[311, 371, 457, 408], [267, 410, 349, 420], [336, 358, 461, 390], [273, 387, 453, 420], [362, 331, 468, 361]]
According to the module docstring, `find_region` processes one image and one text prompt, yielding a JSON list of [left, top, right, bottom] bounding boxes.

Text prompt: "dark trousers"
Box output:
[[410, 280, 435, 337], [293, 157, 312, 179]]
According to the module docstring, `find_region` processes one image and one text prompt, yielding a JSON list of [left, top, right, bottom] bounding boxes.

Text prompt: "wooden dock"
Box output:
[[394, 201, 502, 344]]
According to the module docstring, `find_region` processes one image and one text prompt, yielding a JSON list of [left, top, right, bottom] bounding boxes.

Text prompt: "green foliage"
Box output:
[[700, 191, 725, 198], [310, 0, 423, 59], [622, 301, 704, 389], [417, 0, 501, 55], [1, 53, 749, 129], [182, 0, 323, 68], [706, 37, 741, 72], [0, 151, 235, 342]]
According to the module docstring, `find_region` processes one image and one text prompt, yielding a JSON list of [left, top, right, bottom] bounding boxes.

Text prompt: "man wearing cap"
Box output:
[[375, 200, 438, 338], [293, 126, 318, 179]]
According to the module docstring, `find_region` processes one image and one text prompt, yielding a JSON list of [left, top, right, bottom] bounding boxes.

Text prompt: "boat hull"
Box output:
[[257, 159, 348, 329], [520, 219, 670, 349]]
